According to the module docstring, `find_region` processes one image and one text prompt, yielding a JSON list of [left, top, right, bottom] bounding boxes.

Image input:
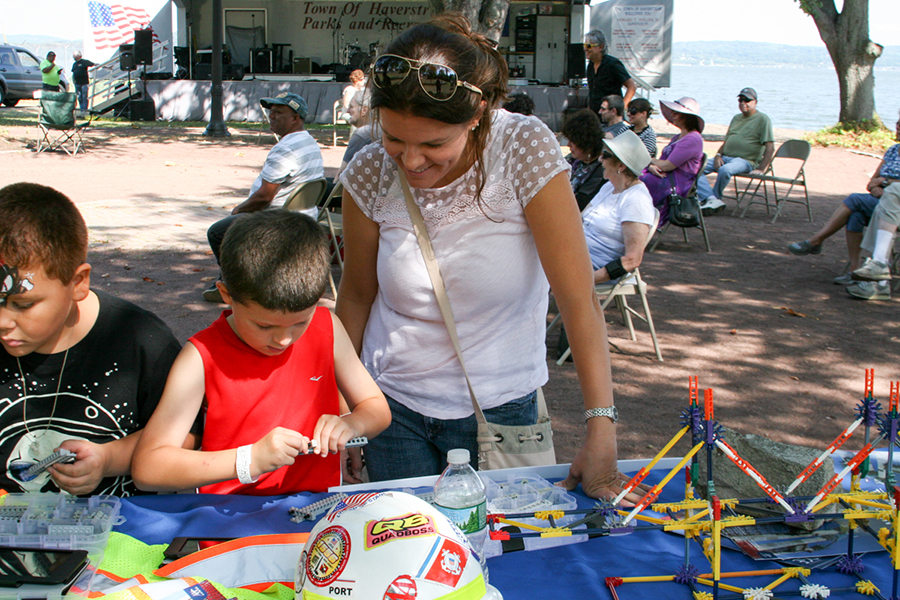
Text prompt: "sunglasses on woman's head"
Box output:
[[600, 150, 614, 160], [371, 54, 483, 102]]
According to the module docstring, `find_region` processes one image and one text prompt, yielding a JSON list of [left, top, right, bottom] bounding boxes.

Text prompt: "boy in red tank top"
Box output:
[[132, 211, 390, 495]]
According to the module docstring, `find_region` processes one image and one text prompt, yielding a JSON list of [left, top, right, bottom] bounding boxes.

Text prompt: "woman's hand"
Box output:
[[555, 420, 650, 505], [647, 164, 666, 178]]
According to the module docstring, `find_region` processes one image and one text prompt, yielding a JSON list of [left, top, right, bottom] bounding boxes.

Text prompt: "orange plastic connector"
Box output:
[[704, 389, 714, 420], [865, 368, 874, 399], [890, 381, 899, 413], [689, 376, 699, 405]]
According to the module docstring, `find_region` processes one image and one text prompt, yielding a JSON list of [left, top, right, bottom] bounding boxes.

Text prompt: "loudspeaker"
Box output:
[[566, 44, 586, 79], [119, 44, 135, 71], [130, 99, 155, 121], [292, 57, 312, 74], [134, 29, 153, 65]]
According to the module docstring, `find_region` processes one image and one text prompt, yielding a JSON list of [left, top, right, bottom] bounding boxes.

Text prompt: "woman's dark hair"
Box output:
[[680, 113, 702, 132], [503, 92, 535, 116], [628, 97, 653, 116], [561, 109, 604, 161], [370, 14, 508, 202]]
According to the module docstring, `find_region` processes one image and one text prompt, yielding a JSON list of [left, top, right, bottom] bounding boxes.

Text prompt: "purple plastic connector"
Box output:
[[610, 526, 635, 535], [784, 512, 812, 523], [674, 564, 699, 584], [857, 397, 882, 427], [836, 554, 864, 575]]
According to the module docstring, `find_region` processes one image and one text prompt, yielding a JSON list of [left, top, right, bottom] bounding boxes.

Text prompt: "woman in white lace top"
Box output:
[[336, 15, 645, 503]]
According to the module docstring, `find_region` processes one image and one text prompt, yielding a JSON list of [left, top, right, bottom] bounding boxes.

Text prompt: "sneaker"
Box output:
[[847, 281, 891, 300], [788, 240, 822, 256], [700, 197, 726, 216], [833, 273, 855, 285], [202, 282, 224, 303], [851, 258, 892, 281]]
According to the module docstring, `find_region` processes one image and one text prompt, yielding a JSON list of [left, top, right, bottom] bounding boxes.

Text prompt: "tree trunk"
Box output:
[[799, 0, 883, 125], [427, 0, 511, 43]]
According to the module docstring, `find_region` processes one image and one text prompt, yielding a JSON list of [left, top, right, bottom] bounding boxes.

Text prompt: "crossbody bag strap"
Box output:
[[397, 169, 488, 425]]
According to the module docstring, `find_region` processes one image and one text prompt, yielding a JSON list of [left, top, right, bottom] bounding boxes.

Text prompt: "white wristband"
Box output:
[[236, 444, 258, 484]]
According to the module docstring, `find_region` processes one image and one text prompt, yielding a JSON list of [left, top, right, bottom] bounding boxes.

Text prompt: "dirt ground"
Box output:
[[2, 102, 898, 468]]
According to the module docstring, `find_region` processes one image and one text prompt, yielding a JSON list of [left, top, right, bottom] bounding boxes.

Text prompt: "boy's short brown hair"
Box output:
[[220, 211, 330, 312], [0, 183, 88, 284]]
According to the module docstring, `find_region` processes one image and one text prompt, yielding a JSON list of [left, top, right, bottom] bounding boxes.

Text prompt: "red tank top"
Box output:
[[191, 306, 340, 495]]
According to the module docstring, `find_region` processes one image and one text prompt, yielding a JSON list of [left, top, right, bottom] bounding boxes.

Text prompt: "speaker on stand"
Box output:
[[134, 29, 153, 66], [117, 44, 137, 119]]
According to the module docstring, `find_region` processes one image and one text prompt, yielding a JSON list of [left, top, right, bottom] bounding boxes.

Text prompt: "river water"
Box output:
[[651, 65, 900, 131]]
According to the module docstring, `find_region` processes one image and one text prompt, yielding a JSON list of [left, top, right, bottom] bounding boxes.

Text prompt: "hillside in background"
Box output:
[[674, 41, 900, 69]]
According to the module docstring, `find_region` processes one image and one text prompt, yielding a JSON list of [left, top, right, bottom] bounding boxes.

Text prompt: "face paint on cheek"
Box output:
[[0, 261, 35, 307]]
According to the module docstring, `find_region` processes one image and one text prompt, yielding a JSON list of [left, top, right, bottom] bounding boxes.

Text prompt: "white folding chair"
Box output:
[[333, 100, 350, 146], [550, 209, 663, 363]]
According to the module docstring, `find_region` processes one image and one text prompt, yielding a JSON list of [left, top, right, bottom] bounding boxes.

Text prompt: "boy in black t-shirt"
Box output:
[[0, 183, 182, 496]]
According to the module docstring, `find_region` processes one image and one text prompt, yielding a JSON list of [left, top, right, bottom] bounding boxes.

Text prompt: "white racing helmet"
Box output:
[[295, 491, 502, 600]]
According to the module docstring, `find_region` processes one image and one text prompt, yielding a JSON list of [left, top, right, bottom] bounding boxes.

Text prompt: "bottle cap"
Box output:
[[447, 449, 470, 465]]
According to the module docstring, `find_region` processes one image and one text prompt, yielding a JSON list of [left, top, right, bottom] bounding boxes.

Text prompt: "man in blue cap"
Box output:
[[203, 92, 324, 302]]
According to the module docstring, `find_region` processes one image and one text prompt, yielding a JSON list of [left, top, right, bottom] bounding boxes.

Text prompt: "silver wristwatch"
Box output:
[[584, 406, 618, 423]]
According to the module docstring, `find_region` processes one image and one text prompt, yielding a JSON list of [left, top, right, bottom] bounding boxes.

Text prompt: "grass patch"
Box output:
[[806, 119, 896, 154]]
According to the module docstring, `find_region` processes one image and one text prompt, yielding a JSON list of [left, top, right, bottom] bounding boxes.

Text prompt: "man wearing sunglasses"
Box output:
[[696, 87, 775, 215], [203, 92, 324, 303], [584, 30, 636, 115]]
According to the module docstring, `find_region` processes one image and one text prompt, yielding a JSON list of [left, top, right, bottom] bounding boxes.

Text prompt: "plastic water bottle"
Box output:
[[433, 449, 489, 583]]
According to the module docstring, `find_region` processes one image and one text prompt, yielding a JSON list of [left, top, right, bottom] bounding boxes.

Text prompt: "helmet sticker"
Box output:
[[365, 513, 436, 550], [383, 575, 417, 600], [417, 536, 469, 588], [305, 526, 352, 587], [326, 492, 384, 522]]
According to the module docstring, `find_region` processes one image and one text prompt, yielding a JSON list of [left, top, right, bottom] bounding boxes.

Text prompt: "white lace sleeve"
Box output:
[[488, 112, 570, 207], [339, 143, 388, 221]]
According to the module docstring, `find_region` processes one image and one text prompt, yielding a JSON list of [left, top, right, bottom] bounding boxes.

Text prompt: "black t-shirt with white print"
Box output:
[[0, 290, 180, 496]]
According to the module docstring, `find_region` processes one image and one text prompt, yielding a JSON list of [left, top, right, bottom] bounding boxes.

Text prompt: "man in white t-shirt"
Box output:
[[204, 92, 324, 302]]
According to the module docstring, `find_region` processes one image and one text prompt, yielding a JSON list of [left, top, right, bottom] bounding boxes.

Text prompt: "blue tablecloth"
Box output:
[[115, 464, 899, 599]]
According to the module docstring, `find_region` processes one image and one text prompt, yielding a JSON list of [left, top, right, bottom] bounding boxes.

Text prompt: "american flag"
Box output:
[[88, 1, 152, 50], [325, 492, 383, 522]]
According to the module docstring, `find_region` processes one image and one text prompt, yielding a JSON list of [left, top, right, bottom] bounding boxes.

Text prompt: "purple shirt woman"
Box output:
[[639, 97, 705, 227]]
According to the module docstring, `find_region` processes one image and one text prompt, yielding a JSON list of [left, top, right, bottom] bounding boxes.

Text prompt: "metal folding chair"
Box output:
[[333, 100, 350, 146], [549, 209, 663, 363], [37, 92, 88, 155], [728, 139, 812, 223]]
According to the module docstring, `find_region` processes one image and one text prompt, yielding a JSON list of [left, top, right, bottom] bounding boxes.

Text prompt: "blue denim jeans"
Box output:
[[696, 155, 754, 201], [843, 192, 880, 233], [76, 84, 89, 111], [365, 391, 539, 481]]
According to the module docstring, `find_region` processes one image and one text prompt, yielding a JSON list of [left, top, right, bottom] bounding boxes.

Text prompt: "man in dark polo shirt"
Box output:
[[584, 30, 636, 115]]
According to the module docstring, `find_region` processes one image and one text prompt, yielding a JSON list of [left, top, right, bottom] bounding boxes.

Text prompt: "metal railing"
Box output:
[[87, 39, 171, 114]]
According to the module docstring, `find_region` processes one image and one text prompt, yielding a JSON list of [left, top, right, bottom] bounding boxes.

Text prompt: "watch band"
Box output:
[[584, 406, 618, 423]]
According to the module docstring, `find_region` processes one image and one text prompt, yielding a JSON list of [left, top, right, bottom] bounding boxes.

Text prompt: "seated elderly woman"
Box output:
[[583, 130, 655, 283], [639, 97, 705, 228], [562, 109, 607, 211]]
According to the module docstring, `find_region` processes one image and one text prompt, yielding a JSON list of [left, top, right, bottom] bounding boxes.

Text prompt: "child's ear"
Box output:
[[71, 263, 92, 302], [216, 281, 233, 305]]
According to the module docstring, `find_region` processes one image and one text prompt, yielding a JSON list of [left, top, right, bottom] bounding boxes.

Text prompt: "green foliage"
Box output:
[[806, 118, 896, 152]]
